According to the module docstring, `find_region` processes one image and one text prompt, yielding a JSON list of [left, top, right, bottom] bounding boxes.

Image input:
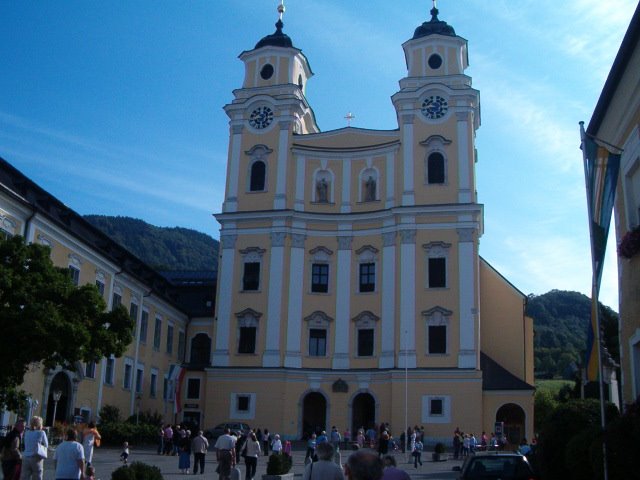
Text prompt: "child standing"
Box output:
[[412, 439, 423, 468], [120, 442, 130, 464]]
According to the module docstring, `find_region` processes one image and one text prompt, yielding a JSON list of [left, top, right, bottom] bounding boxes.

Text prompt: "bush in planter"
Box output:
[[434, 442, 446, 454], [266, 453, 292, 475], [112, 462, 162, 480]]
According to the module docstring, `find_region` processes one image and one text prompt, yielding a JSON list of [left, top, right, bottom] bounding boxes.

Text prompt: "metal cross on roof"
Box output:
[[278, 0, 285, 20], [344, 112, 356, 127]]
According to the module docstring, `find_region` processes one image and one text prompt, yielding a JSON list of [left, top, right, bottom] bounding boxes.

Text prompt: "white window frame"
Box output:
[[150, 368, 159, 398], [352, 311, 379, 357], [236, 308, 261, 354], [166, 322, 175, 355], [153, 315, 162, 350], [309, 246, 333, 294], [240, 247, 265, 292], [245, 144, 272, 193], [186, 377, 201, 400], [423, 306, 452, 356], [123, 357, 134, 390], [230, 393, 256, 420], [422, 395, 451, 424], [356, 246, 378, 294], [139, 309, 149, 344], [304, 311, 333, 357], [135, 365, 144, 394], [423, 242, 451, 289], [84, 361, 96, 379], [104, 356, 115, 386]]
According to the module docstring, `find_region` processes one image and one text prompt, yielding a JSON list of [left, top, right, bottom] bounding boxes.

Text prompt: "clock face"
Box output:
[[421, 95, 449, 120], [249, 106, 274, 130]]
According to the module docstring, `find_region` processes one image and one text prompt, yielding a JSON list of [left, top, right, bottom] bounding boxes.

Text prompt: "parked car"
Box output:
[[204, 422, 251, 441], [452, 451, 538, 480]]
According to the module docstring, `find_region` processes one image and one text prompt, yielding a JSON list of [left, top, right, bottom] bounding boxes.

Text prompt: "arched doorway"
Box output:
[[496, 403, 526, 446], [46, 372, 71, 426], [302, 392, 327, 439], [351, 392, 375, 435]]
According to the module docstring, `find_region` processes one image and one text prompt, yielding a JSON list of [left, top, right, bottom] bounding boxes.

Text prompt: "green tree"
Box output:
[[0, 236, 134, 411]]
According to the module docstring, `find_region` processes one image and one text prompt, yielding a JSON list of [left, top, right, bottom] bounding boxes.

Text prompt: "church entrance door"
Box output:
[[302, 392, 326, 439], [46, 372, 71, 426], [351, 392, 375, 435], [496, 403, 526, 447]]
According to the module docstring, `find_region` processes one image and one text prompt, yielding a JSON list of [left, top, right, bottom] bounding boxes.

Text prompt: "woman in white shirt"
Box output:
[[240, 432, 261, 480], [20, 416, 48, 480], [270, 434, 282, 454]]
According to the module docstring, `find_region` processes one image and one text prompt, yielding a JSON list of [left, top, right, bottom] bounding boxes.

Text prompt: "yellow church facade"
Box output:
[[204, 6, 534, 443]]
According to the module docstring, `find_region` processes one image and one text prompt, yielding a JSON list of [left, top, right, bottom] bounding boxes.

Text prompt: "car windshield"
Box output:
[[466, 457, 530, 479]]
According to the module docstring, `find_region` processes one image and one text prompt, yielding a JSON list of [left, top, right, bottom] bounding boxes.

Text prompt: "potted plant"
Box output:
[[262, 452, 293, 480], [432, 442, 446, 462]]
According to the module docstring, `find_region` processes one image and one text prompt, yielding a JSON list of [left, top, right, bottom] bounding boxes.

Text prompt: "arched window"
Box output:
[[190, 333, 212, 366], [250, 161, 266, 191], [427, 152, 446, 184]]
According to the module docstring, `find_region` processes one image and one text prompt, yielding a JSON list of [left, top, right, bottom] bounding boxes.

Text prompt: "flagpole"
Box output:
[[579, 121, 608, 480]]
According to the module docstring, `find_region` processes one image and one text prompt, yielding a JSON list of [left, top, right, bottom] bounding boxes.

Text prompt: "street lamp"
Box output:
[[51, 390, 62, 426]]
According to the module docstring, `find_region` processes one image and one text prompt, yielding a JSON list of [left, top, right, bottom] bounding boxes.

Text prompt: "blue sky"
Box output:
[[1, 0, 636, 309]]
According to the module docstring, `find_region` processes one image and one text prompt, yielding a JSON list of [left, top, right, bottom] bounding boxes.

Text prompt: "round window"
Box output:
[[428, 54, 442, 70], [260, 64, 274, 80]]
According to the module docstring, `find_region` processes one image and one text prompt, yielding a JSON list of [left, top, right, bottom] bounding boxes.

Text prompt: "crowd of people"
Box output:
[[0, 416, 538, 480]]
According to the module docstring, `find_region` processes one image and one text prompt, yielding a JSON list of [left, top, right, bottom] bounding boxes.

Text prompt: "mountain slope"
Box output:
[[526, 290, 618, 379], [84, 215, 218, 272]]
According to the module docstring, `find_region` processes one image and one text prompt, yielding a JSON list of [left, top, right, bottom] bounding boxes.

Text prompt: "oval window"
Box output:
[[260, 64, 274, 80], [428, 54, 442, 70]]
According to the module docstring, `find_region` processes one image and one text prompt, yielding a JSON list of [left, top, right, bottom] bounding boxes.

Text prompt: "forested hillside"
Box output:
[[526, 290, 618, 379], [84, 215, 218, 271]]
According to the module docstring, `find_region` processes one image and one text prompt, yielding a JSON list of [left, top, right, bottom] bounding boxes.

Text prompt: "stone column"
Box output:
[[333, 235, 352, 369], [212, 233, 237, 366], [379, 231, 396, 368], [274, 121, 291, 210], [284, 234, 306, 368], [224, 124, 243, 213], [399, 229, 416, 368], [457, 228, 477, 368], [401, 114, 415, 206], [263, 232, 286, 367], [456, 111, 472, 203]]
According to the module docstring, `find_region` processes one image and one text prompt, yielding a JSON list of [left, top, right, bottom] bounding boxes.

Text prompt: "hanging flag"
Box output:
[[168, 365, 186, 414], [580, 125, 621, 381]]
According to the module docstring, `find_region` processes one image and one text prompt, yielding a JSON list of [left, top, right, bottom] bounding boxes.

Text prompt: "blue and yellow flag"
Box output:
[[581, 126, 621, 381]]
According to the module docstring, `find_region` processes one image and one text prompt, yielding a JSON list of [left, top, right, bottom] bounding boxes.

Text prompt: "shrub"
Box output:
[[99, 405, 121, 424], [112, 462, 162, 480], [126, 410, 163, 426], [605, 399, 640, 480], [266, 453, 292, 475], [537, 399, 619, 480], [98, 422, 157, 446], [434, 442, 445, 454]]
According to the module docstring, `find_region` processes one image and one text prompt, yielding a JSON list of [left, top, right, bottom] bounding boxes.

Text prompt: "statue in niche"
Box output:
[[364, 175, 376, 202], [316, 177, 329, 203]]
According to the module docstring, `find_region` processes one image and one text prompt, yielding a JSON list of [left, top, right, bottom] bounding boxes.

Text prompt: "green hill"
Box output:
[[526, 290, 618, 379], [84, 215, 218, 272]]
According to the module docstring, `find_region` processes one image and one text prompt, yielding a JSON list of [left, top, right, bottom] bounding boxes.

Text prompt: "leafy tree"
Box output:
[[0, 236, 134, 411]]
